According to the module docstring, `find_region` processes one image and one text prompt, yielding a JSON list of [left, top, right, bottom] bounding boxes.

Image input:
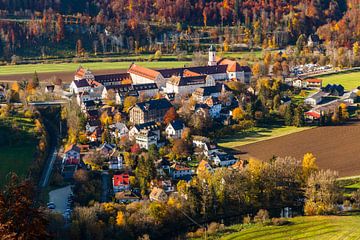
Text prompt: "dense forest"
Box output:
[[0, 0, 356, 59]]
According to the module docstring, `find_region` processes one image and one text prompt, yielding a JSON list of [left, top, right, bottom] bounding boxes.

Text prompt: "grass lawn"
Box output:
[[0, 144, 36, 185], [203, 215, 360, 240], [218, 125, 313, 149], [319, 71, 360, 90], [0, 117, 37, 186], [0, 61, 191, 75]]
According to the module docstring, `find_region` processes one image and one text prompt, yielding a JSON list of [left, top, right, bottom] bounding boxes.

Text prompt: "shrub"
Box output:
[[207, 222, 224, 235], [271, 218, 292, 226], [254, 209, 270, 225], [243, 215, 252, 224]]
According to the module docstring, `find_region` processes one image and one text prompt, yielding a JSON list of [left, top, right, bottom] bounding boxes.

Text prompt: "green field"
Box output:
[[218, 125, 312, 149], [0, 61, 191, 75], [0, 117, 37, 186], [200, 215, 360, 240], [320, 71, 360, 90]]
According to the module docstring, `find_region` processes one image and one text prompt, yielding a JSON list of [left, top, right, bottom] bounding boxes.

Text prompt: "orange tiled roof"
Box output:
[[217, 58, 242, 72], [75, 67, 86, 78], [183, 69, 201, 77], [306, 78, 322, 83], [128, 64, 160, 81]]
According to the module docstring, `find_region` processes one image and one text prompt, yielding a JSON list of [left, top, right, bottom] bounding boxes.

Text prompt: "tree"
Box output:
[[302, 153, 318, 179], [293, 105, 305, 127], [164, 107, 177, 124], [32, 71, 40, 88], [304, 170, 340, 216], [353, 42, 360, 56], [116, 211, 125, 226], [171, 139, 190, 160], [284, 104, 294, 126], [339, 103, 349, 122], [0, 174, 49, 239], [123, 96, 137, 113], [232, 107, 245, 122], [154, 50, 162, 60]]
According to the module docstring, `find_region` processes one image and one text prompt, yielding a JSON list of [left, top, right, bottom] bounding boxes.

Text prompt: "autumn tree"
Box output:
[[302, 153, 318, 180], [164, 107, 177, 124], [232, 107, 245, 122], [0, 174, 49, 239], [304, 170, 341, 216], [123, 96, 137, 113]]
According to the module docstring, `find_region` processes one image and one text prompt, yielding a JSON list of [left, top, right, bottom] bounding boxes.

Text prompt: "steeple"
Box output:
[[208, 45, 217, 66]]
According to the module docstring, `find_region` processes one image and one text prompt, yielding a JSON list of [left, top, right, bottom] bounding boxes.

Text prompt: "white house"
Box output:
[[165, 120, 185, 139], [304, 91, 328, 106], [62, 144, 81, 166], [165, 75, 216, 96], [109, 152, 124, 170], [109, 122, 129, 139], [129, 121, 160, 140], [135, 130, 158, 150], [211, 152, 237, 167], [170, 163, 193, 179], [70, 79, 91, 94], [128, 64, 166, 88]]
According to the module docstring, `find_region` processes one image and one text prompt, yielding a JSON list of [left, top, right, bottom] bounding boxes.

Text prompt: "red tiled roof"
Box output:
[[217, 58, 242, 72], [305, 111, 321, 119], [75, 67, 86, 78], [113, 174, 130, 186], [306, 78, 322, 83], [183, 69, 201, 77], [128, 64, 160, 81]]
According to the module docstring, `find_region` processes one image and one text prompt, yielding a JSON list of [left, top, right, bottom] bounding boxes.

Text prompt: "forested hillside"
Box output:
[[0, 0, 354, 59]]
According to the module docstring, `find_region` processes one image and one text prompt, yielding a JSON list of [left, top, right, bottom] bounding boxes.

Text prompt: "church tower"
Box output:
[[208, 45, 217, 66]]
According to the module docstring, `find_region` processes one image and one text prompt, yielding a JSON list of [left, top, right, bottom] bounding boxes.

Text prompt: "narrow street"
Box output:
[[101, 171, 110, 203]]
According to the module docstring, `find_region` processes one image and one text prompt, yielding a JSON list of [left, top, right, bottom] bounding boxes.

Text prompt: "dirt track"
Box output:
[[0, 69, 126, 83], [236, 121, 360, 177]]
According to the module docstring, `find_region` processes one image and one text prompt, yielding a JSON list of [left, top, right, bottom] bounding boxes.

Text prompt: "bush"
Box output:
[[271, 218, 292, 226], [243, 215, 252, 224], [254, 209, 270, 225], [207, 222, 224, 235]]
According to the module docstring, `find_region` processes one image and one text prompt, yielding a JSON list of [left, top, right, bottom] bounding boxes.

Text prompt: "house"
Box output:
[[165, 75, 216, 95], [98, 143, 116, 156], [304, 91, 328, 106], [115, 191, 141, 204], [203, 96, 222, 118], [109, 122, 129, 139], [211, 152, 237, 167], [45, 85, 55, 93], [305, 78, 322, 89], [81, 100, 97, 111], [149, 187, 168, 202], [308, 34, 320, 48], [193, 136, 218, 157], [216, 58, 252, 83], [86, 120, 101, 134], [129, 98, 173, 124], [70, 79, 91, 94], [135, 130, 158, 150], [170, 163, 193, 180], [128, 64, 166, 87], [62, 144, 81, 165], [74, 67, 95, 81], [305, 110, 321, 121], [93, 73, 131, 86], [192, 84, 225, 103], [109, 152, 124, 170], [87, 128, 102, 142], [129, 121, 160, 140], [113, 174, 130, 193], [165, 120, 185, 139]]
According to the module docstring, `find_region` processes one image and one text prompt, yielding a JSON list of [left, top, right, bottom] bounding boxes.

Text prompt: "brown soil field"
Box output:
[[0, 69, 126, 84], [235, 121, 360, 177]]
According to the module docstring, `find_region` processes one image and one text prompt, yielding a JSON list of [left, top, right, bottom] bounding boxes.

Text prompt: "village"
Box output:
[[41, 45, 359, 216]]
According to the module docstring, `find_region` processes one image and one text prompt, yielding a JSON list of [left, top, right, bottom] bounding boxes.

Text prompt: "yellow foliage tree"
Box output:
[[116, 211, 125, 226], [11, 82, 20, 93], [232, 107, 245, 122], [302, 153, 318, 179], [123, 96, 137, 113]]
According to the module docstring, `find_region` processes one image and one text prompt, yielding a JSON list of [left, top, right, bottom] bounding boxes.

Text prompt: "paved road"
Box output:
[[38, 118, 59, 188], [101, 171, 110, 203]]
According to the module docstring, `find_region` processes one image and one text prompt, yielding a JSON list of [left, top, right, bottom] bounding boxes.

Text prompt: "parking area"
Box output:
[[49, 185, 73, 213]]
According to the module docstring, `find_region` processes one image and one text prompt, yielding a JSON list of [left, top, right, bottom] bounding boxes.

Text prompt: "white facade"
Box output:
[[109, 123, 129, 139], [135, 132, 158, 150]]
